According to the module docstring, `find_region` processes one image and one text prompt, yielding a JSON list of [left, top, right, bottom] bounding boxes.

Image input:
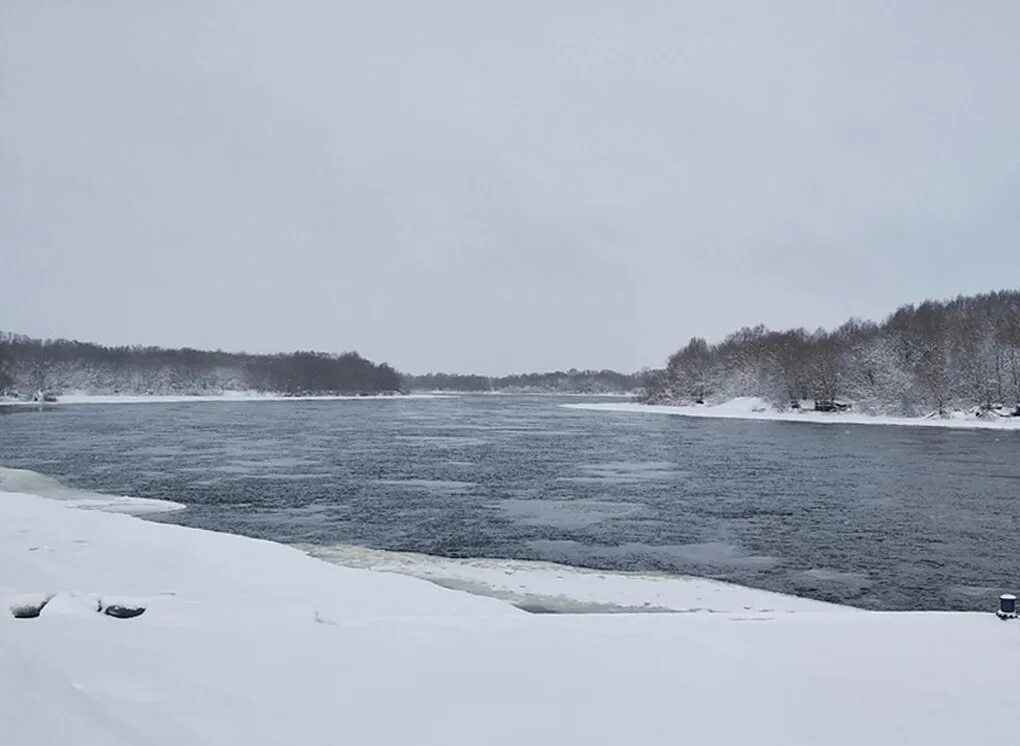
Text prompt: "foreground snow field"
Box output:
[[3, 489, 1018, 745], [565, 397, 1020, 430]]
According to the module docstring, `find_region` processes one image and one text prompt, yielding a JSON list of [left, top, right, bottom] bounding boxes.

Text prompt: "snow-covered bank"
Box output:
[[4, 488, 1019, 744], [0, 467, 185, 514], [565, 397, 1020, 430], [0, 391, 449, 406], [303, 542, 839, 614]]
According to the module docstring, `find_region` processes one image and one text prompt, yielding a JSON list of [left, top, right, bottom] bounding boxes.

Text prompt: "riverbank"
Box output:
[[0, 392, 447, 406], [3, 486, 1017, 744], [565, 397, 1020, 430]]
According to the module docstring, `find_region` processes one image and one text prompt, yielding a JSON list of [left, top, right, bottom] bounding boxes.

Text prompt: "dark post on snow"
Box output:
[[997, 594, 1017, 620]]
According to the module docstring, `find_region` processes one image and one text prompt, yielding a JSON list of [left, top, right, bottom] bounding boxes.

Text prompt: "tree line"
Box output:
[[13, 288, 1012, 407], [405, 369, 642, 394], [0, 333, 640, 397], [645, 289, 1020, 416], [0, 334, 401, 396]]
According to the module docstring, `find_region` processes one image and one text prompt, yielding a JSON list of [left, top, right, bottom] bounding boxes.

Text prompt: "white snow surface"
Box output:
[[566, 396, 1020, 430], [3, 482, 1018, 744]]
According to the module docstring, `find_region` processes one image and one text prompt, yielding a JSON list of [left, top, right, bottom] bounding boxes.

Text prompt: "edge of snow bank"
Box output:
[[1, 392, 451, 406], [0, 464, 841, 614], [563, 397, 1020, 431], [0, 467, 185, 515], [300, 542, 841, 614]]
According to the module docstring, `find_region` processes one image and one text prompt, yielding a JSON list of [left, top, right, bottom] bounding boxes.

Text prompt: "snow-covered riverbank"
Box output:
[[0, 466, 186, 514], [0, 392, 447, 406], [301, 542, 839, 615], [3, 484, 1018, 745], [565, 397, 1020, 430]]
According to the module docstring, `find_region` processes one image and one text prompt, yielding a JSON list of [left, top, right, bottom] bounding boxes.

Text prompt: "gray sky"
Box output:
[[2, 1, 1019, 375]]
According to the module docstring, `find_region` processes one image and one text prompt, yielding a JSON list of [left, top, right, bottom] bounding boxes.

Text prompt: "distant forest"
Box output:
[[0, 334, 640, 397], [7, 288, 1016, 408], [646, 289, 1020, 416], [406, 370, 642, 394], [0, 334, 402, 396]]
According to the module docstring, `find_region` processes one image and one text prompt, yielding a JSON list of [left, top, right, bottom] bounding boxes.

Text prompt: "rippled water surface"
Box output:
[[2, 394, 1020, 610]]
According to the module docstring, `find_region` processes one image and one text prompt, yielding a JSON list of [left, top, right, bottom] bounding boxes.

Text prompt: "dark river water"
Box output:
[[2, 394, 1019, 611]]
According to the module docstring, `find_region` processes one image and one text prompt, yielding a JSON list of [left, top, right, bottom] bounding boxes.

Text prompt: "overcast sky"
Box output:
[[2, 2, 1019, 374]]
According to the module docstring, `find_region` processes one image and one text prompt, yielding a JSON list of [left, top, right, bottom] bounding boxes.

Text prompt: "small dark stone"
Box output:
[[10, 605, 42, 619], [9, 596, 52, 619], [103, 605, 146, 619]]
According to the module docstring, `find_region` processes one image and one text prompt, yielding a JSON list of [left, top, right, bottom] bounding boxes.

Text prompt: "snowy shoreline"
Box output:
[[0, 391, 635, 406], [301, 541, 841, 615], [0, 391, 449, 406], [0, 466, 186, 514], [2, 461, 1018, 744], [564, 396, 1020, 431], [4, 486, 1019, 744]]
